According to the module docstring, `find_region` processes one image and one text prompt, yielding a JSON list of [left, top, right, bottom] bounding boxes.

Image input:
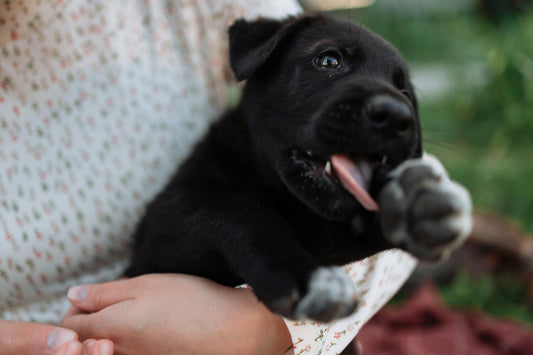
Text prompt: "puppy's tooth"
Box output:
[[382, 156, 388, 165], [306, 151, 313, 157], [325, 161, 332, 175]]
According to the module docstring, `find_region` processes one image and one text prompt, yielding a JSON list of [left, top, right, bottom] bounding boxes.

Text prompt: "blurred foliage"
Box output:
[[339, 5, 533, 232], [440, 271, 533, 325], [391, 271, 533, 324]]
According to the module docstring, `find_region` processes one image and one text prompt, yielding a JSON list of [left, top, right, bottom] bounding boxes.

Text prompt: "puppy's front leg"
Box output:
[[218, 195, 360, 322]]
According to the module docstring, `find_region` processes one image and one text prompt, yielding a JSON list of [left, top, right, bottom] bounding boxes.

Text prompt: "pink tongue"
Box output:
[[330, 154, 379, 211]]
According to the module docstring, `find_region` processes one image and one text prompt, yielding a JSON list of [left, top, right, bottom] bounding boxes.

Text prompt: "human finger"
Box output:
[[61, 311, 104, 341], [61, 298, 133, 341], [53, 340, 82, 355], [0, 320, 78, 355], [67, 277, 140, 312], [82, 339, 114, 355]]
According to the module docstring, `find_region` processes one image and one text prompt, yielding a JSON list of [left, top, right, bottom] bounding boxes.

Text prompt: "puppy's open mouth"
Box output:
[[297, 150, 388, 211], [329, 155, 379, 211]]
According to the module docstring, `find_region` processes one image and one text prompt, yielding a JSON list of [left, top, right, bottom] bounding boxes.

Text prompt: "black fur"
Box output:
[[126, 13, 423, 320]]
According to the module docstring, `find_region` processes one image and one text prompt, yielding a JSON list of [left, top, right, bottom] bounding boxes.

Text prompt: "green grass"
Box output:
[[440, 271, 533, 325], [391, 271, 533, 325]]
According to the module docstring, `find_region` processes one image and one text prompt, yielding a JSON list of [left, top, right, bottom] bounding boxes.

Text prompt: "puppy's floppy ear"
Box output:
[[228, 15, 320, 81]]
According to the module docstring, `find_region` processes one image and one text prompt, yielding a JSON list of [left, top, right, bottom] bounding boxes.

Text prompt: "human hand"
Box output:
[[0, 319, 113, 355], [61, 274, 292, 355]]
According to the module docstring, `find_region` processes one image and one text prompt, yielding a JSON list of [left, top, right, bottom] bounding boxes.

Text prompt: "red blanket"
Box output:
[[356, 283, 533, 355]]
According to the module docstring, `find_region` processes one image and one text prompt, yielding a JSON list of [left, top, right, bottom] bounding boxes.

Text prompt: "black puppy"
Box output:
[[126, 14, 471, 322]]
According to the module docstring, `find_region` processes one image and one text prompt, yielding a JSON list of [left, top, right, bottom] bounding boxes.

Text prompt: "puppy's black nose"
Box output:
[[366, 95, 413, 136]]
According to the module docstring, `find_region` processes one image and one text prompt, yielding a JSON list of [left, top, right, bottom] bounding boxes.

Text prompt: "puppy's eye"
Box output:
[[315, 52, 342, 70]]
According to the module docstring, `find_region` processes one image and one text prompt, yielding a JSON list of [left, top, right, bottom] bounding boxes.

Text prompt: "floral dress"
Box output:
[[0, 1, 416, 353]]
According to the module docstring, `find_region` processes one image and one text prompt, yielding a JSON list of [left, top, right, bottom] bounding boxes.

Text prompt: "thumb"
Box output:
[[67, 277, 139, 312], [0, 320, 78, 355]]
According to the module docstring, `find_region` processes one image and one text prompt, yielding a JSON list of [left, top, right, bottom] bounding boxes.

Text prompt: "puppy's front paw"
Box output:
[[265, 266, 358, 322], [294, 267, 359, 322], [379, 154, 472, 260]]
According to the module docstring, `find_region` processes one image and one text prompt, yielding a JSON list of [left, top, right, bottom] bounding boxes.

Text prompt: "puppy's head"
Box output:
[[229, 14, 422, 221]]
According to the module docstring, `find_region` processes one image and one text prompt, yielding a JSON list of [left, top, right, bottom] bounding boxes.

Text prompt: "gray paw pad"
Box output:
[[294, 267, 359, 322], [379, 155, 472, 260]]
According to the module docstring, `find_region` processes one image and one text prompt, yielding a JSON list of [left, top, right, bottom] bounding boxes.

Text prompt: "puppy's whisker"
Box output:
[[422, 139, 458, 153], [410, 60, 437, 73], [413, 85, 433, 106], [421, 128, 457, 134]]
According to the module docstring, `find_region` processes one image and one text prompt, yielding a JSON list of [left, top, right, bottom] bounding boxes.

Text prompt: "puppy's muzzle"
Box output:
[[365, 95, 413, 138], [314, 78, 417, 164]]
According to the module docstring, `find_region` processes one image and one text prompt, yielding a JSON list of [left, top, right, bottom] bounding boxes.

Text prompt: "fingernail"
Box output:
[[68, 285, 89, 302], [46, 329, 77, 350], [100, 341, 113, 355], [83, 340, 95, 355], [86, 340, 96, 349]]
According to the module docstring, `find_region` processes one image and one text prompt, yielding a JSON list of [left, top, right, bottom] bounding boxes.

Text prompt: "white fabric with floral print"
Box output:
[[0, 1, 416, 353]]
